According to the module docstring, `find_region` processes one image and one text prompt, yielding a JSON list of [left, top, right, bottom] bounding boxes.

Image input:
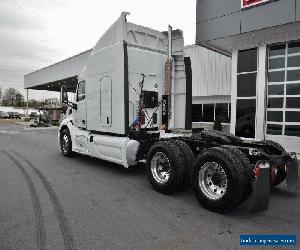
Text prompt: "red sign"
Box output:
[[242, 0, 270, 8]]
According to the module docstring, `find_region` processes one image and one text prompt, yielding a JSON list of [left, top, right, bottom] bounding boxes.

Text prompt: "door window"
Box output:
[[237, 73, 257, 97], [236, 99, 256, 138], [77, 81, 86, 102], [236, 48, 257, 138]]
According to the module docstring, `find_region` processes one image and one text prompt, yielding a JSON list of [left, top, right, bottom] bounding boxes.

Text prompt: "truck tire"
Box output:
[[191, 147, 251, 213], [146, 140, 186, 194], [60, 128, 73, 157], [172, 140, 194, 187], [222, 146, 253, 203]]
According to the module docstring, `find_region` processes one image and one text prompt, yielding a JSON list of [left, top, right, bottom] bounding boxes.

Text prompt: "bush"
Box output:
[[213, 117, 222, 131], [51, 120, 60, 127]]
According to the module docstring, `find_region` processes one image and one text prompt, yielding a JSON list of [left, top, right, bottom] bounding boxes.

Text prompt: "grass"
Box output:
[[0, 118, 26, 124]]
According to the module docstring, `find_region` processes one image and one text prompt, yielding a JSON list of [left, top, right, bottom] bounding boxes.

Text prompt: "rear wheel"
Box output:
[[222, 146, 253, 202], [172, 140, 194, 187], [146, 140, 186, 194], [60, 128, 73, 157], [191, 147, 251, 213], [198, 161, 228, 200]]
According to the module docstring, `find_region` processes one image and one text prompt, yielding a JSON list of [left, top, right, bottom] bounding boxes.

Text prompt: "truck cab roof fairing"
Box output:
[[87, 12, 169, 62]]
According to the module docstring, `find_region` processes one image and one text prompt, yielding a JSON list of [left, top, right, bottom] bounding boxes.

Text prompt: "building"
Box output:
[[196, 0, 300, 153], [185, 45, 232, 131]]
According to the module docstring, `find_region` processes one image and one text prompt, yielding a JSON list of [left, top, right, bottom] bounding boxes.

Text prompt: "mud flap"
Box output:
[[240, 162, 270, 213], [286, 153, 299, 192]]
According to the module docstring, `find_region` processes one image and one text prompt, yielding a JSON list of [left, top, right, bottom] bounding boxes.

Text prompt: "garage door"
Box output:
[[266, 42, 300, 153]]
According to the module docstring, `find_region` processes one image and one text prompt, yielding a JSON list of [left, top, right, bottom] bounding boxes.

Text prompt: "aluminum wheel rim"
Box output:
[[61, 134, 69, 153], [198, 162, 227, 200], [150, 152, 171, 184]]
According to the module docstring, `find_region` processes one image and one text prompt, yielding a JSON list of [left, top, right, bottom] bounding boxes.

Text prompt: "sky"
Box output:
[[0, 0, 196, 100]]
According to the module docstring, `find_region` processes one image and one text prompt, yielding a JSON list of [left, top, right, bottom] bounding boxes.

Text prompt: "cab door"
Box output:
[[73, 80, 87, 129]]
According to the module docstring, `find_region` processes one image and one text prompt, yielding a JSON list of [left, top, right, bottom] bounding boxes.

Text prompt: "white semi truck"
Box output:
[[58, 13, 298, 213]]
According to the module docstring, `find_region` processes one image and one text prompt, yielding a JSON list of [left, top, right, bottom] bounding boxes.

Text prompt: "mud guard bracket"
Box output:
[[286, 153, 299, 192]]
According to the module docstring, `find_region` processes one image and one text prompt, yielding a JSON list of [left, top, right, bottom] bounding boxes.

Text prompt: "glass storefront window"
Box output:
[[268, 71, 285, 82], [269, 57, 285, 70], [192, 104, 202, 122], [285, 125, 300, 137], [287, 55, 300, 68], [268, 84, 284, 95], [236, 48, 258, 138], [267, 124, 282, 135], [287, 69, 300, 81], [202, 104, 214, 122], [237, 73, 257, 97], [286, 97, 300, 109], [286, 83, 300, 95], [286, 111, 300, 122], [288, 42, 300, 55], [192, 103, 231, 124], [215, 103, 229, 123], [238, 49, 257, 73], [267, 98, 284, 109], [269, 44, 286, 57], [267, 111, 283, 122]]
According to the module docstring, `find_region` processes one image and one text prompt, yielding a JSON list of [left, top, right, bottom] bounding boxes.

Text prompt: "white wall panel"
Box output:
[[192, 95, 231, 105], [184, 45, 231, 98]]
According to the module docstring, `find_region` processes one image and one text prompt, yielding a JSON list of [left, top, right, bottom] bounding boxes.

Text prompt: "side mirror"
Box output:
[[61, 85, 69, 104], [60, 86, 77, 110]]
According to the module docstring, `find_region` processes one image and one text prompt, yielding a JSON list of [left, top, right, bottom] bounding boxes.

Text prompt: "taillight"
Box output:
[[254, 165, 261, 179], [254, 162, 270, 179]]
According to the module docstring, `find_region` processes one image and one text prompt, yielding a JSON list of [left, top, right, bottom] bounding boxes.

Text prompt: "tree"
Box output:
[[2, 87, 20, 106], [44, 97, 60, 108], [15, 93, 25, 107], [28, 99, 38, 109], [213, 117, 222, 131]]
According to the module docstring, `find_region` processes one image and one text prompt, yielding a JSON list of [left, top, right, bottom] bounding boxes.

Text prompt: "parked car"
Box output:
[[0, 111, 9, 119], [29, 112, 37, 119], [8, 112, 22, 119]]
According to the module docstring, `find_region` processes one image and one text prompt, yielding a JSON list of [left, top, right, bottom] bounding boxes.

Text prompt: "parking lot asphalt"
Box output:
[[0, 122, 299, 250]]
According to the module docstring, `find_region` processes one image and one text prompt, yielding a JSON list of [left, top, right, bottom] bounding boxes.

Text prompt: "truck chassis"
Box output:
[[59, 124, 298, 213]]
